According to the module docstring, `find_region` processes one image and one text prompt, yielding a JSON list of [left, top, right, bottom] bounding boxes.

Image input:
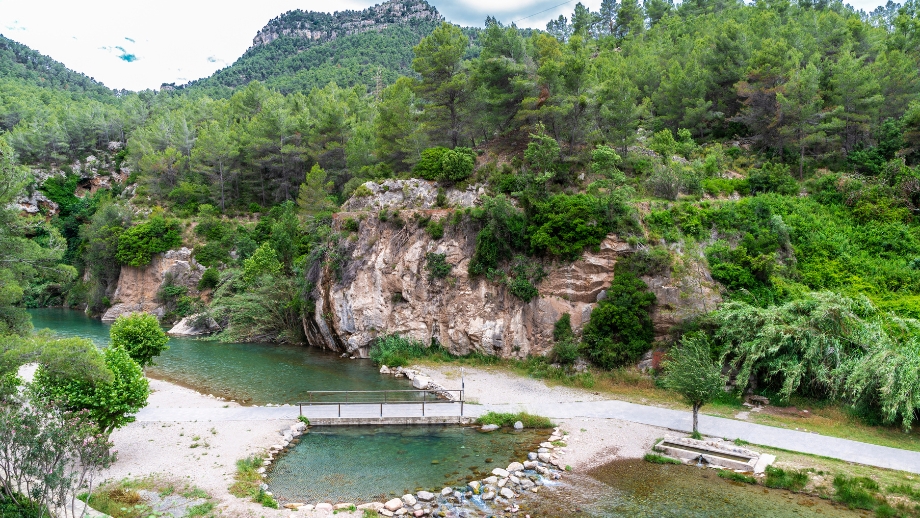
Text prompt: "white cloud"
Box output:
[[0, 0, 894, 91]]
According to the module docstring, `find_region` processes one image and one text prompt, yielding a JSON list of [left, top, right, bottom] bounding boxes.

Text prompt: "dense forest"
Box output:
[[3, 0, 920, 432]]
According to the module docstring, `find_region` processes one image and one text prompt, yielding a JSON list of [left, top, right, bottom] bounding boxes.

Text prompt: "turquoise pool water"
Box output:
[[27, 308, 412, 405], [265, 425, 543, 504]]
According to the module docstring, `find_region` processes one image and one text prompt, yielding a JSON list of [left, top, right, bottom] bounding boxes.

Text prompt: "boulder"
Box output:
[[538, 453, 552, 463], [441, 487, 452, 496], [357, 502, 384, 510], [167, 314, 220, 336], [380, 365, 391, 374], [385, 498, 404, 511], [412, 375, 431, 390], [468, 481, 481, 493], [513, 421, 524, 430], [416, 491, 434, 502], [402, 494, 417, 506], [482, 491, 495, 501], [315, 502, 333, 511], [507, 462, 524, 472], [380, 511, 395, 518], [334, 503, 355, 510], [481, 424, 500, 432], [491, 468, 509, 477], [483, 476, 498, 485], [500, 488, 515, 499]]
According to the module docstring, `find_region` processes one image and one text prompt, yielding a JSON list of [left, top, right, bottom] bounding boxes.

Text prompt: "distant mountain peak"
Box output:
[[251, 0, 442, 48]]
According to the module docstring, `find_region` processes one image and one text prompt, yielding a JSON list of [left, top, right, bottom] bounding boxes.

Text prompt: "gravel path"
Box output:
[[422, 364, 920, 474]]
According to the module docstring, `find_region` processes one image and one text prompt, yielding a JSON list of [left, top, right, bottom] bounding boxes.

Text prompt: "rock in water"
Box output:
[[384, 498, 404, 512], [481, 424, 500, 432], [513, 421, 524, 429]]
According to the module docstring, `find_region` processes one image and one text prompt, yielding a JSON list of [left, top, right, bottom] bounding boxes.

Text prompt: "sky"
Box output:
[[0, 0, 891, 92]]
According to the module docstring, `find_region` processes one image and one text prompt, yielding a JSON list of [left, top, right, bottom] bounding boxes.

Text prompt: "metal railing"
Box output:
[[296, 389, 464, 418]]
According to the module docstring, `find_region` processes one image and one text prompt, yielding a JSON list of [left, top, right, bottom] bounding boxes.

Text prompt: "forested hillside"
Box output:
[[3, 0, 920, 431]]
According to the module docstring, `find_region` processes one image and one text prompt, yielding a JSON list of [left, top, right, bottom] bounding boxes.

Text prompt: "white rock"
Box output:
[[492, 468, 509, 477], [498, 478, 508, 487], [357, 502, 384, 510], [513, 421, 524, 429], [523, 461, 538, 469], [507, 462, 524, 472], [385, 498, 404, 512], [380, 511, 395, 518], [538, 453, 552, 463], [315, 503, 333, 511], [482, 491, 496, 501], [468, 481, 481, 493], [540, 442, 554, 448], [416, 491, 434, 502], [412, 375, 431, 390], [441, 487, 452, 496], [402, 494, 417, 506], [500, 487, 515, 499], [395, 509, 407, 516], [380, 365, 391, 374], [483, 476, 498, 485], [301, 504, 315, 511], [334, 503, 355, 510], [510, 475, 520, 484], [481, 424, 500, 432]]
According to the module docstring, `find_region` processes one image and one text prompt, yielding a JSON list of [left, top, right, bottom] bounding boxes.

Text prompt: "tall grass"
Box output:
[[476, 411, 553, 428]]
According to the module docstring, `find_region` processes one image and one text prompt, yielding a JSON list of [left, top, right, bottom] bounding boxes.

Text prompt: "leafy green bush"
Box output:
[[193, 241, 230, 267], [582, 269, 656, 369], [110, 313, 169, 368], [369, 335, 426, 367], [242, 243, 282, 284], [115, 216, 183, 267], [748, 162, 798, 195], [414, 147, 449, 180], [553, 338, 580, 365], [39, 174, 80, 212], [425, 219, 444, 239], [426, 253, 452, 280], [342, 217, 359, 232], [649, 129, 678, 158], [440, 147, 476, 182], [528, 194, 616, 260], [198, 267, 220, 290], [476, 411, 553, 428], [553, 313, 574, 342], [764, 466, 808, 491], [643, 453, 681, 465]]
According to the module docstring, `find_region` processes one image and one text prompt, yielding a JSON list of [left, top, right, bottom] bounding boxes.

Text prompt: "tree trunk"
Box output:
[[692, 403, 700, 434]]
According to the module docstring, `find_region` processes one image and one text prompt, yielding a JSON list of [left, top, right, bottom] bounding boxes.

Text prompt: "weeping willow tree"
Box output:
[[714, 292, 920, 430]]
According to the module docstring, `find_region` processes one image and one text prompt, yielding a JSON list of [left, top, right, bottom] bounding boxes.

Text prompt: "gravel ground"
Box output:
[[420, 364, 666, 471], [101, 378, 360, 518]]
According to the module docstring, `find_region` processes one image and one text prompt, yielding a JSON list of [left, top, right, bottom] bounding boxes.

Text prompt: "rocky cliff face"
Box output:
[[251, 0, 441, 48], [304, 181, 721, 359], [101, 248, 205, 322]]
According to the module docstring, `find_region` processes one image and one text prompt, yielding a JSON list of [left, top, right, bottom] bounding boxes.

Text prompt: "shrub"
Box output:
[[414, 147, 449, 180], [440, 148, 476, 182], [198, 267, 220, 290], [528, 194, 615, 260], [369, 335, 427, 367], [764, 466, 808, 491], [435, 187, 448, 208], [353, 184, 374, 197], [643, 453, 681, 465], [582, 269, 656, 369], [476, 411, 553, 428], [425, 219, 444, 239], [242, 243, 282, 284], [342, 217, 359, 232], [426, 253, 452, 280], [115, 216, 183, 267], [748, 162, 798, 196], [553, 338, 580, 365], [110, 313, 169, 368], [553, 313, 574, 342], [193, 241, 230, 267]]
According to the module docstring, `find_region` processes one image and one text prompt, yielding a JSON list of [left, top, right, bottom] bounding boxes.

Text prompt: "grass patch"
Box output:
[[888, 483, 920, 501], [80, 477, 214, 518], [833, 475, 880, 510], [644, 453, 681, 465], [186, 502, 215, 517], [764, 465, 809, 492], [229, 455, 263, 499], [718, 470, 757, 484], [476, 411, 553, 429]]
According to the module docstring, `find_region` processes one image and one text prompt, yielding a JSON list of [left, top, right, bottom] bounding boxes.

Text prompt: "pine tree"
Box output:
[[412, 23, 471, 148], [777, 62, 826, 178]]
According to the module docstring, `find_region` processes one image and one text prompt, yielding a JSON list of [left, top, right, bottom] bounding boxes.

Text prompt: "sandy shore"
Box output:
[[102, 378, 360, 518], [420, 364, 668, 471]]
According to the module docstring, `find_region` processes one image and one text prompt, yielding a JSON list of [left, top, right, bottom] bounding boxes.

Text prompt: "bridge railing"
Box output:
[[296, 389, 464, 418]]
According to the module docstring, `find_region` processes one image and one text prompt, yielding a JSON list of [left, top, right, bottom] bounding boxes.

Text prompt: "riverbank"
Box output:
[[100, 378, 361, 518]]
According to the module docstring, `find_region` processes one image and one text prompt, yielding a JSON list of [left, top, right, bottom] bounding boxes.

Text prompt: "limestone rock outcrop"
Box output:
[[102, 248, 205, 322], [168, 314, 220, 336], [304, 186, 721, 359]]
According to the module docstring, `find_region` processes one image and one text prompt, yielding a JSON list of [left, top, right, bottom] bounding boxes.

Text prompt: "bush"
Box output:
[[643, 453, 681, 465], [748, 162, 798, 196], [193, 241, 230, 267], [414, 147, 449, 180], [110, 313, 169, 368], [426, 253, 452, 280], [476, 411, 553, 428], [425, 219, 444, 239], [764, 466, 808, 491], [115, 216, 183, 267], [198, 267, 220, 290], [649, 129, 678, 159], [528, 194, 616, 260], [553, 338, 580, 365], [582, 269, 656, 369], [369, 335, 427, 367], [553, 313, 574, 342], [242, 243, 282, 284], [441, 148, 476, 182], [342, 217, 359, 232]]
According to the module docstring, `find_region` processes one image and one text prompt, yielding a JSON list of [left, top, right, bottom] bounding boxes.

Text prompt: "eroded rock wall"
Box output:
[[101, 248, 205, 322], [305, 206, 721, 359]]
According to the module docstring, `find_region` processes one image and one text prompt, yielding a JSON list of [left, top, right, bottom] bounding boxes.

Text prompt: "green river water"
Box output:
[[29, 309, 864, 517]]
